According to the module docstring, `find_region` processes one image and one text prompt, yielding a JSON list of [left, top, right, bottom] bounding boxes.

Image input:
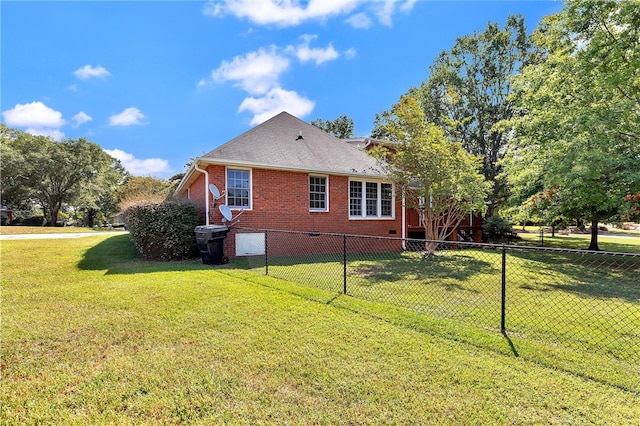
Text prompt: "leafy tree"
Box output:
[[482, 215, 514, 243], [504, 0, 640, 250], [116, 176, 172, 210], [76, 154, 128, 227], [0, 125, 127, 226], [0, 125, 40, 209], [621, 193, 640, 223], [167, 172, 185, 191], [374, 16, 532, 216], [310, 115, 354, 138], [371, 95, 489, 253]]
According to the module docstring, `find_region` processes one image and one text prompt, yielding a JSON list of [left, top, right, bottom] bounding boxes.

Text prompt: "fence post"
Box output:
[[501, 244, 507, 333], [343, 234, 347, 294], [265, 230, 269, 276]]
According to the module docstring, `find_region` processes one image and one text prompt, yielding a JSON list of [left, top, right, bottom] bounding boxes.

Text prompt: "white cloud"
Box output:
[[2, 101, 67, 140], [375, 0, 416, 26], [202, 35, 350, 124], [71, 111, 92, 128], [25, 127, 65, 141], [344, 48, 357, 60], [204, 0, 414, 27], [212, 47, 290, 95], [73, 64, 111, 80], [400, 0, 417, 13], [2, 101, 66, 128], [238, 87, 315, 125], [345, 12, 372, 29], [287, 34, 339, 65], [104, 148, 172, 176], [109, 107, 146, 126], [204, 0, 359, 26]]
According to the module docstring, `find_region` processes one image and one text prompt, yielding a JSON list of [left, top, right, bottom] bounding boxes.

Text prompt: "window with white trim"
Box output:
[[309, 175, 328, 211], [381, 183, 393, 216], [226, 168, 251, 209], [349, 180, 394, 219]]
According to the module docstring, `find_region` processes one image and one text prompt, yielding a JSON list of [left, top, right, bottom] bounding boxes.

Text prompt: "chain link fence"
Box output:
[[232, 228, 640, 364]]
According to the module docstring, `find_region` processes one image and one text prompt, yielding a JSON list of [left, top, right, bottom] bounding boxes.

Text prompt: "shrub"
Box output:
[[482, 215, 515, 243], [19, 216, 46, 226], [123, 198, 199, 261]]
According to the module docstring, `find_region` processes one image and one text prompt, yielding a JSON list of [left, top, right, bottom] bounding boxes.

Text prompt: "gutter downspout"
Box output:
[[194, 162, 210, 225]]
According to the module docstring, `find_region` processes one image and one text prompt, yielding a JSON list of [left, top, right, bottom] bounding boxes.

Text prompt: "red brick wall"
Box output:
[[186, 165, 402, 257]]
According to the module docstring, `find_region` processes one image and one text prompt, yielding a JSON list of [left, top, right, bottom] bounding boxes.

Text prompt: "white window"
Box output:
[[349, 180, 394, 219], [309, 175, 328, 211], [381, 183, 393, 216], [226, 168, 251, 209]]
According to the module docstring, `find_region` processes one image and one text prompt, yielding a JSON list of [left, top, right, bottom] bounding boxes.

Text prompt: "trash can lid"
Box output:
[[195, 225, 229, 232]]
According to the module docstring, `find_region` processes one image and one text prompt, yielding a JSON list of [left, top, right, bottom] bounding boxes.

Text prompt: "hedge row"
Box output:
[[124, 198, 199, 261]]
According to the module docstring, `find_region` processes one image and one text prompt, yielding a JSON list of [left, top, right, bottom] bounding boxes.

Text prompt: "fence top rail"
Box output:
[[232, 227, 640, 258], [504, 243, 640, 258]]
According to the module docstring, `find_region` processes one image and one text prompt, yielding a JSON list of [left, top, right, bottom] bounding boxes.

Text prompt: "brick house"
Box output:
[[176, 112, 482, 257]]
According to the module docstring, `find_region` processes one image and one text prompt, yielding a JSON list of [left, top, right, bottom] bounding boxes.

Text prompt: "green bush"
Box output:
[[123, 198, 199, 261], [482, 215, 515, 243], [18, 216, 46, 226]]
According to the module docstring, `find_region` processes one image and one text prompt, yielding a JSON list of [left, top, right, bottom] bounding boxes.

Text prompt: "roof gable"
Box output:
[[201, 112, 382, 176]]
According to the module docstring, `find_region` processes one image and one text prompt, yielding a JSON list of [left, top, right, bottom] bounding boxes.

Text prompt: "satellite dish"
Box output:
[[209, 183, 221, 199], [219, 204, 233, 222]]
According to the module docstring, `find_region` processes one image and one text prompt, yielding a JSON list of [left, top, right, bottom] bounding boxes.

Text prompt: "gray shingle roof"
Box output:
[[200, 111, 383, 177]]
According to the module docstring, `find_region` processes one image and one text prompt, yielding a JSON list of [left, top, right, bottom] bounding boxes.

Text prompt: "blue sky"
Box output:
[[1, 1, 562, 178]]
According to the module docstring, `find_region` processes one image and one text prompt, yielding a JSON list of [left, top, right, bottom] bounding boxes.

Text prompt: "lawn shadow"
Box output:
[[77, 234, 254, 275], [350, 251, 498, 291], [508, 248, 640, 303], [502, 331, 520, 357]]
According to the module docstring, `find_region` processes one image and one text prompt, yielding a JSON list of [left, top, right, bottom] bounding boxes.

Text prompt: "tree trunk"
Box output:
[[588, 217, 599, 251], [48, 200, 62, 226], [86, 208, 96, 228], [48, 208, 59, 226]]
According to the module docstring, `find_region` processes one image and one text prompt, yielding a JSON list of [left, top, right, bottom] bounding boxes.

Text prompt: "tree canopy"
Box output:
[[311, 115, 355, 138], [116, 176, 174, 210], [371, 95, 489, 252], [503, 0, 640, 250], [374, 15, 532, 216], [0, 125, 127, 226]]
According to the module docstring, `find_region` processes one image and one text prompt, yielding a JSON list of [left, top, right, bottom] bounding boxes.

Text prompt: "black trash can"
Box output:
[[194, 225, 230, 265]]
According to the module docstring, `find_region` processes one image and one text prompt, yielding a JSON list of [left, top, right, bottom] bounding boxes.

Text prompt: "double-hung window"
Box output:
[[309, 175, 328, 211], [226, 168, 251, 209], [349, 180, 394, 219]]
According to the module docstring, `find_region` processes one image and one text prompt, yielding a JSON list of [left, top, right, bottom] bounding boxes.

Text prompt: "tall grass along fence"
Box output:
[[232, 228, 639, 366]]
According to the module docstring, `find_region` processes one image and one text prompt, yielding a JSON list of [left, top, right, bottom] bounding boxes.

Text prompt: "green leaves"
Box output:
[[372, 16, 533, 215], [0, 125, 127, 225], [372, 94, 489, 244], [310, 115, 355, 139], [124, 198, 199, 260], [505, 0, 640, 249]]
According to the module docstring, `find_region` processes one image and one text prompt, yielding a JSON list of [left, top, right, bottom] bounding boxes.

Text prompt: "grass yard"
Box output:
[[260, 246, 640, 389], [2, 234, 640, 424], [0, 225, 119, 235], [515, 228, 640, 253]]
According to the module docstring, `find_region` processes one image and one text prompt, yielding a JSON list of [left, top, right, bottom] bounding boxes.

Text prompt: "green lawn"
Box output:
[[2, 234, 639, 424], [0, 225, 122, 235], [260, 244, 640, 387], [515, 228, 640, 253]]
